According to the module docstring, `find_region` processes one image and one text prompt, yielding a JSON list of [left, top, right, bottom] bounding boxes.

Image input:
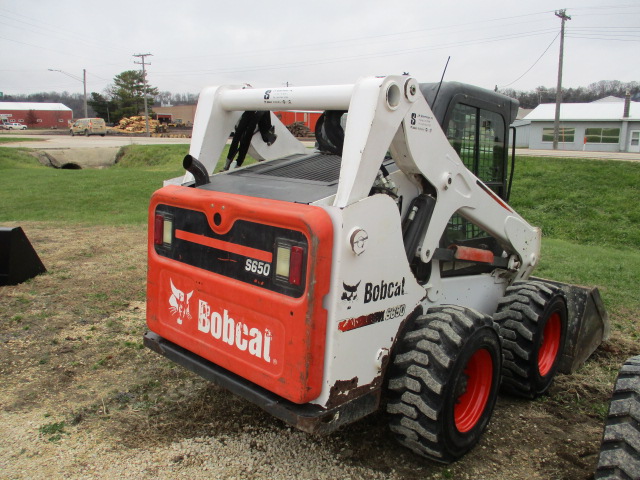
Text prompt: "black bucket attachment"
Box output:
[[0, 227, 47, 286], [533, 277, 610, 374]]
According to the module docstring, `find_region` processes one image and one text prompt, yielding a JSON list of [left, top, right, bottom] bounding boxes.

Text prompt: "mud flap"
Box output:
[[533, 277, 610, 374]]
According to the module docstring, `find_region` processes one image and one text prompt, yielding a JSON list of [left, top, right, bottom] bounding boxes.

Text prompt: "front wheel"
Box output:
[[387, 305, 502, 463], [494, 280, 568, 398]]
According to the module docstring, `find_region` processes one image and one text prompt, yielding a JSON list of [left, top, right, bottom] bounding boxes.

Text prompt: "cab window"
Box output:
[[442, 103, 508, 276], [446, 103, 506, 197]]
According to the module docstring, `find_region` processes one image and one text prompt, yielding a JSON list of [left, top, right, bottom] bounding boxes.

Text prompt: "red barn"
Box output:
[[0, 102, 73, 129]]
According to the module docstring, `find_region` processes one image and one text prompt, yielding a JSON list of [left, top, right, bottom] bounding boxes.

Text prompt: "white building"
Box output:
[[514, 99, 639, 153]]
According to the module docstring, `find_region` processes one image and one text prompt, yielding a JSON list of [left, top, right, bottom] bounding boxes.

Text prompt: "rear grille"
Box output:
[[245, 154, 342, 184]]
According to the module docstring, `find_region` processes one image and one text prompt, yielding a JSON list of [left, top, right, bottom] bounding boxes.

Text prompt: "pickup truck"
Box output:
[[3, 123, 27, 130]]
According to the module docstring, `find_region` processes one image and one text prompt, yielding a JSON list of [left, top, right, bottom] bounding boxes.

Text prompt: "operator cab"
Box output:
[[420, 82, 519, 202]]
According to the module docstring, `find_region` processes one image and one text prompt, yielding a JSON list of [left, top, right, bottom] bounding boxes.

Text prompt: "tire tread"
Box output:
[[494, 280, 565, 398], [387, 306, 500, 463], [595, 355, 640, 480]]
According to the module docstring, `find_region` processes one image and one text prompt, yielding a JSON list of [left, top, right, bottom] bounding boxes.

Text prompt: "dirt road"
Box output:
[[0, 223, 634, 479]]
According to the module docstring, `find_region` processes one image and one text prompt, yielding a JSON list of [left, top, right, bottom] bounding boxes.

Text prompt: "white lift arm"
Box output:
[[185, 76, 541, 278]]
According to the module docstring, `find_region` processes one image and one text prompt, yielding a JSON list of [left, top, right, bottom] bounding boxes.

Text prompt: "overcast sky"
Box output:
[[1, 1, 638, 98]]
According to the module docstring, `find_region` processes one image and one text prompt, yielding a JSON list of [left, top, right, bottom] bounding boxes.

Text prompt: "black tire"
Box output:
[[595, 355, 640, 480], [84, 129, 89, 136], [387, 305, 502, 463], [494, 280, 568, 398], [70, 130, 74, 136]]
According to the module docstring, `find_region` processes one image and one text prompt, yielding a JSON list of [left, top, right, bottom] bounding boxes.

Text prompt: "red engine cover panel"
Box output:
[[146, 185, 333, 404]]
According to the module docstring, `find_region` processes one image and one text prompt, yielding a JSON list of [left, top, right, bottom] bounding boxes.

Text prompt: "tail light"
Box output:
[[276, 243, 305, 286], [154, 214, 173, 246], [289, 246, 304, 286]]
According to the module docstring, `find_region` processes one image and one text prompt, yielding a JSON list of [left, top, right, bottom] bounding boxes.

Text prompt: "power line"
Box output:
[[161, 11, 557, 65], [567, 4, 640, 11], [566, 36, 640, 43], [0, 34, 89, 60], [0, 9, 132, 54], [498, 33, 560, 88], [152, 29, 558, 78]]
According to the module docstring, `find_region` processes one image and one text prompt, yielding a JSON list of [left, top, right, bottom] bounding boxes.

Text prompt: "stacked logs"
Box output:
[[115, 116, 161, 133], [286, 121, 313, 137]]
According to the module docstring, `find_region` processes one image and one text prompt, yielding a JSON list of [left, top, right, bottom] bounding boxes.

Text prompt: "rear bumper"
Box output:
[[143, 331, 380, 434]]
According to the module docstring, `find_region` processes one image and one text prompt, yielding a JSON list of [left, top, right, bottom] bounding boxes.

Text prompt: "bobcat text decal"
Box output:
[[197, 300, 272, 363], [167, 278, 273, 363], [364, 277, 406, 303]]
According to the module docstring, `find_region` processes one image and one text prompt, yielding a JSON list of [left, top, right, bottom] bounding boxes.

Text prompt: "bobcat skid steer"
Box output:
[[144, 76, 609, 463]]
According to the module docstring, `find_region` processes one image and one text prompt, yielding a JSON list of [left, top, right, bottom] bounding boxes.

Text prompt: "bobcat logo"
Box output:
[[169, 278, 193, 325], [341, 281, 360, 309]]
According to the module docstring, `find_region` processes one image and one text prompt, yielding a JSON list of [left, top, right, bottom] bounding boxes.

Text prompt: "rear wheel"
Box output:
[[387, 305, 502, 463], [494, 280, 568, 398], [595, 355, 640, 480]]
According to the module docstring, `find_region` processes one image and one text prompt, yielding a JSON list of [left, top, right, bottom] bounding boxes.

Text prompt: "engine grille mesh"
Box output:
[[250, 154, 342, 184]]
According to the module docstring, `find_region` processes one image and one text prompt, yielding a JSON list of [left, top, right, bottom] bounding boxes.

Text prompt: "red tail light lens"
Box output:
[[154, 214, 164, 245], [289, 246, 304, 286], [276, 243, 305, 287], [154, 214, 173, 246]]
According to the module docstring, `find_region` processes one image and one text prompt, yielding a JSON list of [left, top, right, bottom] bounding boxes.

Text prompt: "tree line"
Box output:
[[3, 72, 639, 123], [498, 80, 640, 109]]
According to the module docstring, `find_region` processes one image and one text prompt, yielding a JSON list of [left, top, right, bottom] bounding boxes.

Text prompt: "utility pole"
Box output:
[[82, 69, 87, 118], [134, 53, 153, 137], [552, 9, 571, 150]]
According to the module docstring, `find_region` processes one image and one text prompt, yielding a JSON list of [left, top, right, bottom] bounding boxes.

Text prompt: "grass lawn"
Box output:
[[0, 136, 44, 144], [0, 144, 257, 224], [0, 146, 638, 320], [508, 156, 640, 320]]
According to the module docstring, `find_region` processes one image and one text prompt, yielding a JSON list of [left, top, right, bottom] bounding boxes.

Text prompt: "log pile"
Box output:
[[115, 116, 161, 133], [286, 121, 314, 137]]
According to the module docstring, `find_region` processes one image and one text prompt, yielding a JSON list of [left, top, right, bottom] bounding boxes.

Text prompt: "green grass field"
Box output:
[[507, 156, 640, 321], [0, 137, 45, 144], [1, 146, 638, 320]]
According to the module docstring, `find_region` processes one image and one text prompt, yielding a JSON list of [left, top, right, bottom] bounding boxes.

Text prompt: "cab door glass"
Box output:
[[446, 104, 476, 172], [478, 109, 505, 184], [443, 102, 507, 270], [446, 103, 506, 198]]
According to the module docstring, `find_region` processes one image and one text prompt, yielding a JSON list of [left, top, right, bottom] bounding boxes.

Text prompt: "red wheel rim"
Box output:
[[538, 312, 561, 376], [454, 348, 493, 433]]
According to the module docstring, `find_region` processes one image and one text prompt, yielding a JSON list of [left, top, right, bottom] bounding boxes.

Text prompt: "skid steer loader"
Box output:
[[144, 75, 609, 463]]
